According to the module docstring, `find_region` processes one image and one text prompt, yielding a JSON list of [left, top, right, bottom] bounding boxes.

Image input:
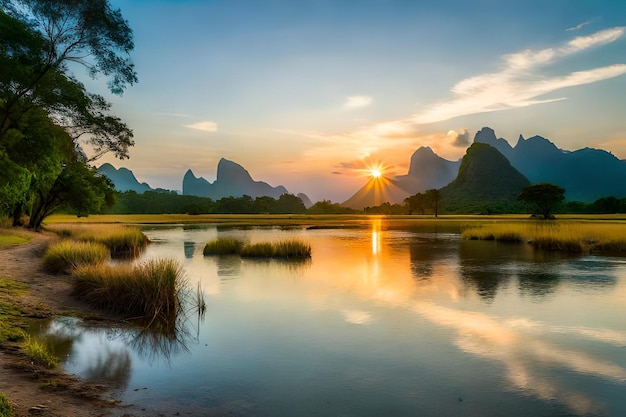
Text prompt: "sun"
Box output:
[[370, 169, 382, 178]]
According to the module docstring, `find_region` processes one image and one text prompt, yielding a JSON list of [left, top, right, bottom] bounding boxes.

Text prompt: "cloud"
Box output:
[[447, 128, 471, 147], [412, 26, 626, 125], [185, 121, 218, 132], [344, 95, 373, 109], [566, 21, 590, 32]]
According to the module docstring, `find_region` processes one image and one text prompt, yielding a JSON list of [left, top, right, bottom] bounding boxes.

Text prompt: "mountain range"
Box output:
[[99, 126, 626, 210]]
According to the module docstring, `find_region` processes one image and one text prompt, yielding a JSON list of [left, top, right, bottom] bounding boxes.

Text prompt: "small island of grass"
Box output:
[[203, 237, 311, 258]]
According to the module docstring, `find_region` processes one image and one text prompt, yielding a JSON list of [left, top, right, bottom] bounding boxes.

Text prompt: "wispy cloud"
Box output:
[[344, 95, 373, 109], [566, 21, 591, 32], [185, 121, 218, 132], [413, 26, 626, 125]]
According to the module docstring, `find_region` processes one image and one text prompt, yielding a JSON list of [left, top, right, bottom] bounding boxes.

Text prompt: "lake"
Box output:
[[35, 220, 626, 416]]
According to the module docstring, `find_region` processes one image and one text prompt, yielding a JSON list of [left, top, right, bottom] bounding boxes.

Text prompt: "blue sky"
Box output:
[[90, 0, 626, 202]]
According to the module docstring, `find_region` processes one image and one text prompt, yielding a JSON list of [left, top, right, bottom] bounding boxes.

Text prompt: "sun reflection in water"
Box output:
[[371, 218, 382, 255]]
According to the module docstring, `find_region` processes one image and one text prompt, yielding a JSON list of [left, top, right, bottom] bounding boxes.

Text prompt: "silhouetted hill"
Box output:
[[98, 163, 152, 193], [297, 193, 313, 208], [342, 176, 409, 210], [440, 143, 530, 213], [183, 158, 297, 200], [393, 146, 460, 194], [474, 127, 626, 201]]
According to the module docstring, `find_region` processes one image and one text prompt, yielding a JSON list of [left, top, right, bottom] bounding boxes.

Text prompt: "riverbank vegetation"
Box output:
[[71, 259, 185, 326], [42, 240, 110, 273], [203, 237, 244, 255], [0, 392, 14, 417], [462, 222, 626, 253], [48, 224, 148, 258]]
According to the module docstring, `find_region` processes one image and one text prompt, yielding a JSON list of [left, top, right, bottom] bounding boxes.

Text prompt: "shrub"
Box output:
[[203, 237, 244, 255], [42, 240, 110, 273], [71, 259, 185, 323]]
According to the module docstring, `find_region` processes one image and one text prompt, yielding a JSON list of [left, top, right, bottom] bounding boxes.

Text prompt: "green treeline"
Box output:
[[99, 191, 357, 215]]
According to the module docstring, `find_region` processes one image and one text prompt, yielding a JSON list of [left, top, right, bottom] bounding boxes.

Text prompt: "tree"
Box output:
[[404, 192, 427, 215], [518, 183, 565, 219], [425, 189, 441, 217], [0, 0, 136, 227]]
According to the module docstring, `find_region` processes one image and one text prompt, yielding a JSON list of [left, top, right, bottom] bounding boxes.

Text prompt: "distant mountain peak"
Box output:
[[98, 163, 152, 193]]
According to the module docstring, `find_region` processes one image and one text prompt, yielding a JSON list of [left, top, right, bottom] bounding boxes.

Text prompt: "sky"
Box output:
[[88, 0, 626, 202]]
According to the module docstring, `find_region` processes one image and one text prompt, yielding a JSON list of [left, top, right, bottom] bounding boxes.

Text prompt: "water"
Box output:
[[35, 221, 626, 416]]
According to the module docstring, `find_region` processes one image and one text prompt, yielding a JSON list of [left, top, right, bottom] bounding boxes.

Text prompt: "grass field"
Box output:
[[0, 230, 32, 249]]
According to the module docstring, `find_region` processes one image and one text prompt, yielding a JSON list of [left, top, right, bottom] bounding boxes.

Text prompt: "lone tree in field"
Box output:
[[518, 183, 565, 219], [425, 188, 441, 217]]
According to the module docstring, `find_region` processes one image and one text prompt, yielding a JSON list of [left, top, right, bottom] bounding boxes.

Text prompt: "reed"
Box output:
[[71, 259, 185, 324], [48, 224, 148, 258], [42, 240, 110, 273], [0, 392, 14, 417], [462, 222, 626, 253], [22, 336, 59, 369], [240, 239, 311, 258], [203, 237, 244, 255]]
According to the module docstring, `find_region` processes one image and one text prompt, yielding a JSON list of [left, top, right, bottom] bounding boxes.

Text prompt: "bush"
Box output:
[[42, 240, 110, 273], [71, 259, 185, 323]]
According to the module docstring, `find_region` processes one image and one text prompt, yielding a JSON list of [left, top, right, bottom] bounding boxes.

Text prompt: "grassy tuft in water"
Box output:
[[240, 239, 311, 258], [22, 336, 59, 369], [71, 259, 185, 324], [462, 222, 626, 253], [0, 392, 14, 417], [42, 240, 110, 273], [203, 237, 244, 255], [48, 224, 148, 258]]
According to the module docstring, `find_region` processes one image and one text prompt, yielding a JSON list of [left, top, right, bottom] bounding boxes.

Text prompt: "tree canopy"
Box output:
[[518, 182, 565, 219], [0, 0, 136, 228]]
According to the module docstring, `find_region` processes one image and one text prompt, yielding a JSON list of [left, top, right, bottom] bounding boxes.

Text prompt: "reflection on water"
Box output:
[[36, 221, 626, 416]]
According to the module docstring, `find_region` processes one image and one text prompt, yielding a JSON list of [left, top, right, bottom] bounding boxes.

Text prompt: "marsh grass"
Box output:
[[0, 392, 14, 417], [22, 336, 59, 369], [462, 222, 626, 253], [203, 237, 244, 255], [240, 239, 311, 258], [71, 259, 186, 325], [42, 240, 110, 273], [48, 224, 148, 258]]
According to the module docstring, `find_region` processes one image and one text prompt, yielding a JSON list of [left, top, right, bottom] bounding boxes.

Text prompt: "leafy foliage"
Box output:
[[518, 182, 565, 219]]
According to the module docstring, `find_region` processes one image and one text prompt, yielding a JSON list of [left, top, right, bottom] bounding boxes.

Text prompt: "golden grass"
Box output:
[[42, 240, 110, 273], [0, 391, 14, 417], [462, 221, 626, 253], [240, 239, 312, 258], [71, 259, 186, 324], [47, 224, 148, 258], [203, 237, 244, 255], [0, 230, 32, 249]]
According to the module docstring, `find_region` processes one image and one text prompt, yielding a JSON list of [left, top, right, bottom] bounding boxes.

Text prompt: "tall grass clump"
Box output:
[[462, 222, 626, 253], [71, 259, 185, 324], [203, 237, 244, 255], [240, 239, 311, 258], [48, 224, 148, 258], [42, 240, 110, 273], [0, 392, 14, 417], [22, 336, 59, 369]]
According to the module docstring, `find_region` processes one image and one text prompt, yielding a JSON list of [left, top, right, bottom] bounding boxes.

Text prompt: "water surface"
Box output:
[[38, 221, 626, 416]]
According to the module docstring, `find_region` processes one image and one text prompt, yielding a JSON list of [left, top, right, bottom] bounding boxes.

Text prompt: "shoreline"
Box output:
[[0, 228, 150, 417]]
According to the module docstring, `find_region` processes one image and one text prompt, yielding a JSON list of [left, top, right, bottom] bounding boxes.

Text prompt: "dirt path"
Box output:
[[0, 228, 148, 417]]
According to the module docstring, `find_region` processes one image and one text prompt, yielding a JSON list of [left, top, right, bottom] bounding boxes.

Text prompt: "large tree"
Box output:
[[0, 0, 136, 227], [518, 183, 565, 219]]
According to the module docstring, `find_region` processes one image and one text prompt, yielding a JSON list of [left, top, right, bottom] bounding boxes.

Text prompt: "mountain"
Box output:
[[474, 127, 626, 201], [342, 176, 410, 210], [297, 193, 313, 208], [439, 143, 530, 213], [183, 158, 292, 200], [393, 146, 460, 194], [98, 163, 152, 193]]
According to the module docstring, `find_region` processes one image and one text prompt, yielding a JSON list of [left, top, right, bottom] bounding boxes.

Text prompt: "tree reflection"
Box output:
[[458, 240, 513, 303], [408, 235, 456, 281], [184, 241, 195, 259]]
